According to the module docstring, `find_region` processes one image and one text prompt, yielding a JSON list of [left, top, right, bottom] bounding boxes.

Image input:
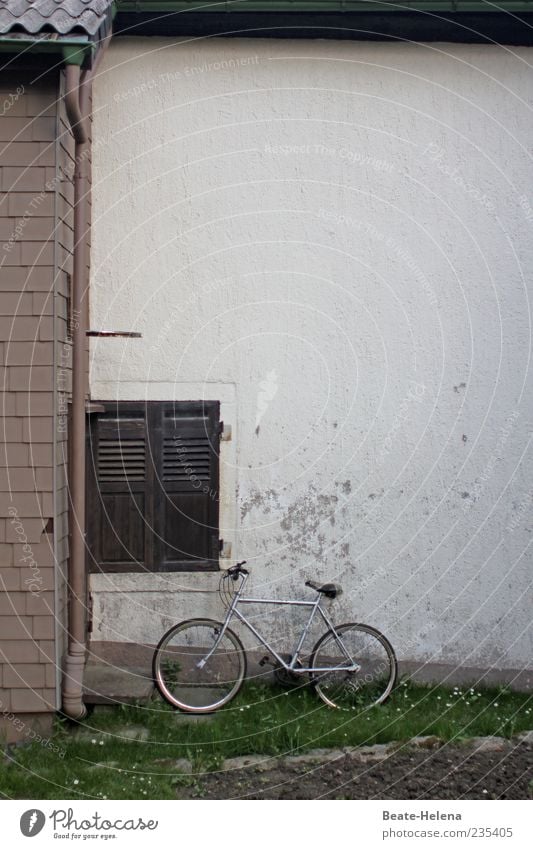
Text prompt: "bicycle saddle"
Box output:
[[305, 580, 342, 599]]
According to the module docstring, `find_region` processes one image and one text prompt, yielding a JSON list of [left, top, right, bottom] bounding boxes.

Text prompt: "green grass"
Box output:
[[1, 680, 531, 800]]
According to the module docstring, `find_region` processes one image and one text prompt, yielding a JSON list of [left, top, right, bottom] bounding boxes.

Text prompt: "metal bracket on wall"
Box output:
[[220, 422, 232, 441], [85, 402, 106, 414], [219, 540, 232, 559], [87, 593, 93, 634]]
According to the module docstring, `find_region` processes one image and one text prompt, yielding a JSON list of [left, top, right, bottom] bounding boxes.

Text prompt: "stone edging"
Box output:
[[154, 730, 533, 775]]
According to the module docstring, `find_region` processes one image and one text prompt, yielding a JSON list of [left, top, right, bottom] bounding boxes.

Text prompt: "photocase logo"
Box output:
[[20, 809, 46, 837]]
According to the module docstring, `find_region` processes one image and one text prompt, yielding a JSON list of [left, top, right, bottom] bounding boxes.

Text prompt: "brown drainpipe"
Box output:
[[62, 35, 111, 720]]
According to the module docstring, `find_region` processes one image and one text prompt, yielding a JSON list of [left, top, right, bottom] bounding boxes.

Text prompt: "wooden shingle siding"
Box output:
[[0, 69, 77, 730]]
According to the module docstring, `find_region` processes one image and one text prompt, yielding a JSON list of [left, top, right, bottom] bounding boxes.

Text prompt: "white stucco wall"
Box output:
[[89, 38, 533, 677]]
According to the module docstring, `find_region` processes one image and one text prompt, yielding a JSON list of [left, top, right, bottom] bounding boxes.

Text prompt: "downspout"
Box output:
[[61, 35, 111, 719]]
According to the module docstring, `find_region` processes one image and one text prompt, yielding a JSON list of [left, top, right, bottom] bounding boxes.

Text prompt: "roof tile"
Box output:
[[0, 0, 113, 36]]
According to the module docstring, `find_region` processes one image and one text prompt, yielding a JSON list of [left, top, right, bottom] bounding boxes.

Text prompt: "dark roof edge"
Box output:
[[117, 1, 533, 11], [113, 9, 533, 44]]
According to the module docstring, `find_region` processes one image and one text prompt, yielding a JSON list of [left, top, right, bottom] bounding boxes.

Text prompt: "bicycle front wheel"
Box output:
[[310, 623, 397, 710], [153, 618, 247, 713]]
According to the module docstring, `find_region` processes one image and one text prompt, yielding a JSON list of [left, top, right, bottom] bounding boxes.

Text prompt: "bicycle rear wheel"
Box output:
[[153, 618, 246, 713], [310, 622, 397, 710]]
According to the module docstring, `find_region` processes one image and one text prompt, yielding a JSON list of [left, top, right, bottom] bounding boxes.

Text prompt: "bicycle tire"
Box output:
[[310, 622, 397, 710], [153, 618, 247, 713]]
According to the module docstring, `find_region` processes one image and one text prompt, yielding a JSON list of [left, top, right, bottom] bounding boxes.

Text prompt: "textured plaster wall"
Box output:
[[89, 39, 533, 674]]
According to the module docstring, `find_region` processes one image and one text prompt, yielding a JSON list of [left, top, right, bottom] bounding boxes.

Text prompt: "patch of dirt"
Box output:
[[179, 740, 533, 800]]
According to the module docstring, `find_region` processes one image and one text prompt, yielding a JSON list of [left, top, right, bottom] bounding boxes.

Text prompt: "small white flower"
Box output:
[[91, 739, 96, 745], [99, 740, 104, 746], [73, 779, 79, 785]]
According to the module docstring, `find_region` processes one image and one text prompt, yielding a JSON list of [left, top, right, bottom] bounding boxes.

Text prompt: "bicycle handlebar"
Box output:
[[228, 561, 248, 579]]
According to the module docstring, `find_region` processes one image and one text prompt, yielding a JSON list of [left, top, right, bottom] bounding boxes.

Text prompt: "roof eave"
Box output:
[[0, 5, 115, 66], [117, 0, 533, 10], [112, 4, 533, 44]]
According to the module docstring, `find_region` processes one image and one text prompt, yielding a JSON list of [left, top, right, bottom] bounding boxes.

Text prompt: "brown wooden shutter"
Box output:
[[154, 401, 220, 571], [87, 403, 152, 572], [87, 401, 220, 573]]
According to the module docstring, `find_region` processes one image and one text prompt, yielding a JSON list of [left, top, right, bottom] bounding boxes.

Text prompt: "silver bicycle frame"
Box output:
[[198, 572, 361, 674]]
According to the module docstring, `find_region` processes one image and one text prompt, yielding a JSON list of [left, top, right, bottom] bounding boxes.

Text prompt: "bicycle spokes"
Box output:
[[153, 619, 246, 712], [311, 623, 397, 710]]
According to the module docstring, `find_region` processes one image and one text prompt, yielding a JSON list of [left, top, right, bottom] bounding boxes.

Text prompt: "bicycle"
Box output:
[[152, 562, 397, 713]]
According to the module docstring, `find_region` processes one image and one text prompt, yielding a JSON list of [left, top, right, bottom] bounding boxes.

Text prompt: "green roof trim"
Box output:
[[0, 33, 91, 56], [62, 43, 91, 65]]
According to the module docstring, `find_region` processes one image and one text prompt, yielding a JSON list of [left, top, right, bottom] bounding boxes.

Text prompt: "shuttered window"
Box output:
[[87, 401, 220, 572]]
